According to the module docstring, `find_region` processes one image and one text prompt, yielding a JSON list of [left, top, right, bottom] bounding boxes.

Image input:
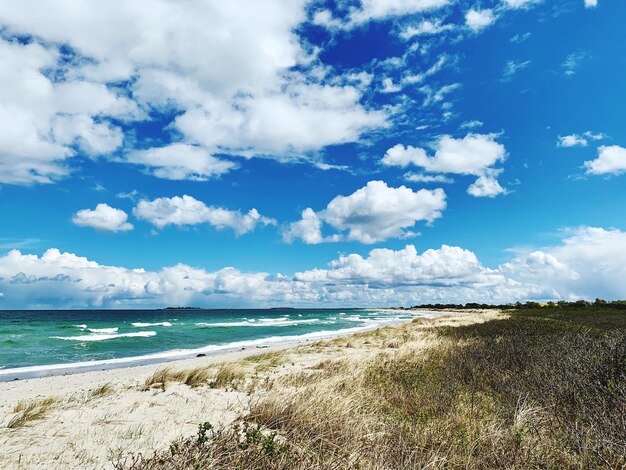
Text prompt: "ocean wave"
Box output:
[[130, 322, 172, 327], [87, 327, 118, 334], [195, 318, 325, 328], [7, 323, 387, 377], [1, 310, 451, 379], [73, 324, 88, 329], [51, 331, 156, 342]]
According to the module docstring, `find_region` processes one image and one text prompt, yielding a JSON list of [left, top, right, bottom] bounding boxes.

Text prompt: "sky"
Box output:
[[0, 0, 625, 309]]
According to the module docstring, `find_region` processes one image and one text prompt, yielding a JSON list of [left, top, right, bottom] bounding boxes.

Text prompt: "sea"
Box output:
[[0, 308, 437, 380]]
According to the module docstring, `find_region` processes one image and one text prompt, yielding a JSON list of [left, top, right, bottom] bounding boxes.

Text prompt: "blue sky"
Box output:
[[0, 0, 625, 308]]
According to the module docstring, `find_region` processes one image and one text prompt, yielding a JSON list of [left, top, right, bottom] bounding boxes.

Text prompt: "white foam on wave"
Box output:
[[195, 320, 255, 328], [73, 324, 88, 330], [51, 331, 156, 342], [130, 322, 172, 327], [88, 327, 118, 334], [195, 318, 325, 328]]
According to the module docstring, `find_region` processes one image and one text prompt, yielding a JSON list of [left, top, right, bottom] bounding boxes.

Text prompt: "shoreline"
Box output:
[[0, 309, 500, 469], [0, 309, 444, 382]]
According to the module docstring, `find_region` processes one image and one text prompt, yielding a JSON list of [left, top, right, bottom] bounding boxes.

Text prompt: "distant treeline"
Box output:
[[409, 299, 626, 310]]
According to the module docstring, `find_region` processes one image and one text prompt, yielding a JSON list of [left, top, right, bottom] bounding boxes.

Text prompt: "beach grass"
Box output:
[[117, 307, 625, 469], [7, 396, 60, 429], [90, 382, 115, 399], [144, 366, 213, 389], [143, 363, 247, 390]]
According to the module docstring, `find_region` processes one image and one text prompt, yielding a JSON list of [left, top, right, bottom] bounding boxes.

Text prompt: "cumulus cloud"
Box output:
[[584, 0, 598, 8], [282, 208, 342, 244], [284, 181, 447, 244], [133, 195, 275, 235], [0, 0, 386, 184], [467, 174, 507, 197], [1, 226, 625, 308], [72, 204, 133, 232], [501, 227, 626, 300], [0, 38, 135, 184], [125, 144, 236, 181], [382, 134, 507, 197], [556, 131, 604, 148], [584, 145, 626, 175], [465, 9, 496, 32], [0, 248, 313, 309]]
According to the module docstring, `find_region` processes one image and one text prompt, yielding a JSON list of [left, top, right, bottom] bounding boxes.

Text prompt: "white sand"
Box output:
[[0, 344, 295, 469]]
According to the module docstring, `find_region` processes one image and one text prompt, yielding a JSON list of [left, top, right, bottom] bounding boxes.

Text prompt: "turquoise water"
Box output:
[[0, 308, 431, 379]]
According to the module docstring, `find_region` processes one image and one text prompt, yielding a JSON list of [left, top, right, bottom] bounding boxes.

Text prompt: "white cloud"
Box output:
[[557, 134, 588, 148], [502, 59, 531, 79], [284, 181, 447, 244], [557, 131, 604, 148], [465, 9, 496, 32], [419, 83, 461, 106], [404, 173, 454, 184], [282, 208, 344, 244], [584, 0, 598, 8], [467, 174, 507, 198], [460, 120, 483, 129], [72, 204, 133, 232], [0, 248, 314, 309], [404, 56, 450, 86], [315, 0, 453, 29], [510, 32, 531, 43], [133, 195, 275, 235], [125, 144, 236, 181], [383, 133, 506, 175], [503, 0, 541, 9], [0, 0, 386, 184], [383, 134, 507, 198], [584, 145, 626, 175], [401, 19, 455, 39], [501, 227, 626, 300], [382, 145, 429, 168], [562, 52, 587, 75], [295, 244, 501, 287], [0, 38, 134, 184], [381, 77, 402, 94], [2, 226, 626, 308]]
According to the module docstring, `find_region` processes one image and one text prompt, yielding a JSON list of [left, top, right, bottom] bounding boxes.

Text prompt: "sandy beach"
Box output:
[[0, 309, 491, 469], [1, 307, 623, 469]]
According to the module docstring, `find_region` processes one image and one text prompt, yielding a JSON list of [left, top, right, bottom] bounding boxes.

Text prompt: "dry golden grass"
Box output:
[[241, 350, 287, 371], [7, 396, 60, 428], [90, 382, 115, 399], [115, 308, 626, 469], [143, 363, 248, 390], [213, 364, 246, 389], [144, 366, 213, 389]]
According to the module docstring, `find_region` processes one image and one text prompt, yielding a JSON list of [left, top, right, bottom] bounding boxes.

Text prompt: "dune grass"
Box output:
[[241, 350, 286, 368], [115, 307, 625, 469], [143, 363, 247, 390], [144, 366, 213, 389], [7, 396, 60, 429], [90, 382, 115, 399]]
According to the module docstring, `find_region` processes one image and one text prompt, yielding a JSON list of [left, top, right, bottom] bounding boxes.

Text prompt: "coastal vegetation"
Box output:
[[116, 306, 625, 469], [7, 397, 60, 429]]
